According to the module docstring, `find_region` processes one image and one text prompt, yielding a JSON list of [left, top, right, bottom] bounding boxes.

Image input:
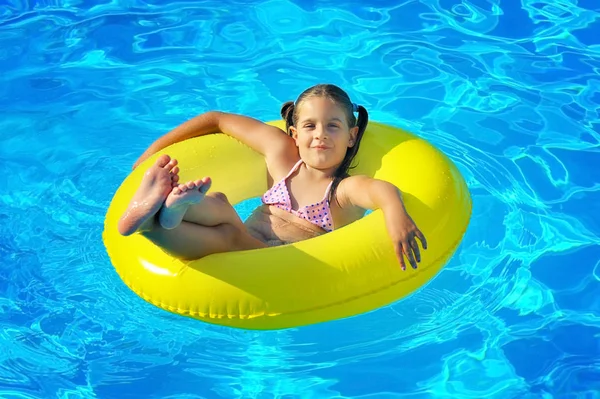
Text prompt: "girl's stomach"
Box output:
[[244, 205, 327, 247]]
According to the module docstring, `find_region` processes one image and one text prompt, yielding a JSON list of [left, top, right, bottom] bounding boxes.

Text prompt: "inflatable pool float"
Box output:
[[102, 121, 472, 330]]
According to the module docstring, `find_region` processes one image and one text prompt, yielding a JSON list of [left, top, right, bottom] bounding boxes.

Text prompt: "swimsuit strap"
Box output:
[[322, 180, 334, 203], [282, 159, 303, 181]]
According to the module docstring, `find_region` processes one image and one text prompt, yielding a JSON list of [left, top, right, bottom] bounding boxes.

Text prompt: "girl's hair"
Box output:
[[280, 83, 369, 205]]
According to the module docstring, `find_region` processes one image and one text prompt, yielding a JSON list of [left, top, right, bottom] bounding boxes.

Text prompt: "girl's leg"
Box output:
[[158, 177, 245, 229], [142, 179, 266, 260], [118, 157, 266, 260], [141, 219, 266, 261]]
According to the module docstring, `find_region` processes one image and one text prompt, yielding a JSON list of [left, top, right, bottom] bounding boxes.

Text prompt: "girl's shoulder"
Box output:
[[330, 176, 369, 227], [332, 175, 363, 204], [336, 174, 372, 193], [264, 147, 301, 185], [333, 174, 378, 208]]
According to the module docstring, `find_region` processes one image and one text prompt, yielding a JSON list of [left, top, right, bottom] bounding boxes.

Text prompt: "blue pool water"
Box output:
[[1, 0, 599, 397]]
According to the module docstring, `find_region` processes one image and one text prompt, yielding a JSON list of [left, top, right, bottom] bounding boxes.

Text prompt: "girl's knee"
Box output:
[[208, 192, 229, 204], [206, 192, 243, 226]]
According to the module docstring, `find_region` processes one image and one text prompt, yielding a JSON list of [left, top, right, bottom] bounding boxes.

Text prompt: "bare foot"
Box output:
[[158, 177, 212, 230], [117, 154, 179, 236]]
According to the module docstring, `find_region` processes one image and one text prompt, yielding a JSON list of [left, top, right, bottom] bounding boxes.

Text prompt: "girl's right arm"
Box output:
[[133, 111, 294, 169]]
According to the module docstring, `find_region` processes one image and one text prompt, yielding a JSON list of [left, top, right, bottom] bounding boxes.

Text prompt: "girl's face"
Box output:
[[290, 96, 358, 172]]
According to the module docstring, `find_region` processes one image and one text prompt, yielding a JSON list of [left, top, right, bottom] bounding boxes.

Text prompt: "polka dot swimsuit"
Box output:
[[262, 160, 334, 232]]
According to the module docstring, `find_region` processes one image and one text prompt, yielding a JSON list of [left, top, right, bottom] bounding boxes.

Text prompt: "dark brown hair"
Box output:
[[280, 84, 369, 205]]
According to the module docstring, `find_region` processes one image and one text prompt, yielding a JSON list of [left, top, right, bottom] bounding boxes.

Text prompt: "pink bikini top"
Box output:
[[261, 159, 334, 232]]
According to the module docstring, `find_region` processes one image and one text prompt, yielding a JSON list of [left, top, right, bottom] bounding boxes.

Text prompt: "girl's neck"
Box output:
[[298, 160, 338, 181]]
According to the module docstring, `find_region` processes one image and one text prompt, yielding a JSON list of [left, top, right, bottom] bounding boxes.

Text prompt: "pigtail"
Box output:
[[355, 105, 369, 138], [280, 101, 295, 136]]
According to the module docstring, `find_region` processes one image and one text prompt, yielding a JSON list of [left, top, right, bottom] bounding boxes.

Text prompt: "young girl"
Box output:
[[117, 84, 427, 270]]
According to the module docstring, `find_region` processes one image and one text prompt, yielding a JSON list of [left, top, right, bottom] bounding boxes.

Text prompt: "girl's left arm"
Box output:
[[337, 175, 427, 271]]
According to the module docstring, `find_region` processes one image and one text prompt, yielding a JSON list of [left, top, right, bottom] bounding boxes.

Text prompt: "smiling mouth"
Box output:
[[313, 146, 329, 150]]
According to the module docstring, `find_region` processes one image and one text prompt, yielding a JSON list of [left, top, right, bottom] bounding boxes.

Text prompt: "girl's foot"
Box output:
[[117, 154, 179, 236], [158, 177, 212, 230]]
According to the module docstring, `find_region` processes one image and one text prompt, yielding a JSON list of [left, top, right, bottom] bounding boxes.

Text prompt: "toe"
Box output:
[[156, 154, 171, 167], [171, 166, 180, 176], [172, 175, 180, 183], [165, 158, 178, 171], [199, 177, 212, 194]]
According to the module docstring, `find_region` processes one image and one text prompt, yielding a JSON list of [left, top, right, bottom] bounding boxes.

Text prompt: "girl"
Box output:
[[117, 84, 427, 270]]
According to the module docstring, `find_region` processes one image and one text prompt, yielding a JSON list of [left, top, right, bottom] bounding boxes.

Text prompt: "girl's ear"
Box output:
[[348, 126, 359, 147], [289, 126, 298, 140]]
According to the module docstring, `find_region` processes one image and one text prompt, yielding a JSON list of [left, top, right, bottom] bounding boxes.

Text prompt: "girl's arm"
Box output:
[[133, 111, 294, 169], [337, 176, 427, 271]]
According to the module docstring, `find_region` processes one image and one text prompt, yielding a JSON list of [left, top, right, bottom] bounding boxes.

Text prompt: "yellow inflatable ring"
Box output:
[[102, 121, 472, 330]]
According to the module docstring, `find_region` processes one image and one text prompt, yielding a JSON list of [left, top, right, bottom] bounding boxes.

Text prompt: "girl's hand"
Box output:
[[334, 175, 427, 270], [384, 208, 427, 271]]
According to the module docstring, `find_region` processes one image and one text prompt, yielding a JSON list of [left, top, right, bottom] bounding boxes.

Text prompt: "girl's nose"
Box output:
[[314, 125, 327, 139]]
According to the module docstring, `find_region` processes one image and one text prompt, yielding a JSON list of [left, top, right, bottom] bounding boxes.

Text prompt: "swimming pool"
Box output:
[[1, 0, 599, 397]]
